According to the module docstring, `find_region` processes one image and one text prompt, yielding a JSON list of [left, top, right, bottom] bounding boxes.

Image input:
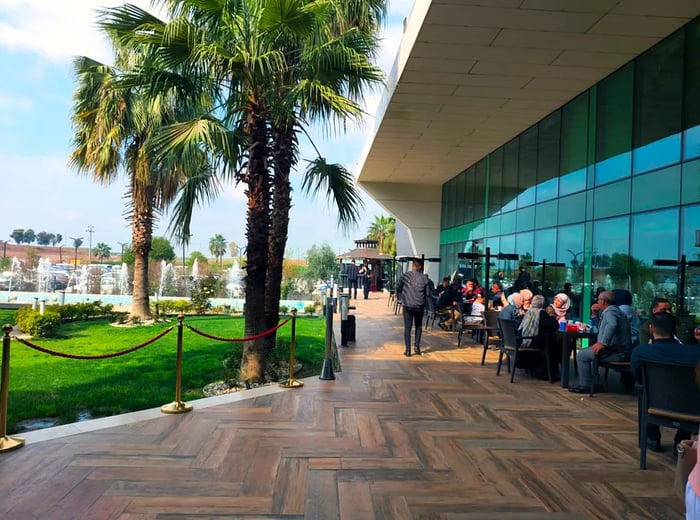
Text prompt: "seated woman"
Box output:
[[519, 289, 533, 311], [499, 293, 525, 329], [549, 293, 571, 324], [518, 295, 561, 380]]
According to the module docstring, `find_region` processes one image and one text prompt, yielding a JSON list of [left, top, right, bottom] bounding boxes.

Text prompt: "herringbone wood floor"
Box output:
[[0, 295, 684, 519]]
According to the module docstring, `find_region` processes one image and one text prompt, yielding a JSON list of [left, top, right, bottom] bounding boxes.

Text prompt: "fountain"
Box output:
[[191, 259, 199, 283], [36, 257, 52, 293], [227, 260, 244, 298], [159, 261, 177, 297], [118, 263, 130, 295], [5, 256, 23, 301]]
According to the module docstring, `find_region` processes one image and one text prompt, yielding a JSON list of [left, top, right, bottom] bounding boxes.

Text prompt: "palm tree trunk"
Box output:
[[265, 123, 295, 350], [241, 106, 271, 383], [130, 183, 154, 321]]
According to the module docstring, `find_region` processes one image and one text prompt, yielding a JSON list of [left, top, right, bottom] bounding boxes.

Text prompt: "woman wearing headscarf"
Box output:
[[499, 293, 524, 328], [517, 295, 561, 379], [519, 289, 533, 311], [549, 293, 571, 324]]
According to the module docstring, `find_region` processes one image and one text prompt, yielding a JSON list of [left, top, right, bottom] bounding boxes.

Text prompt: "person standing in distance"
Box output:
[[346, 260, 359, 299], [396, 259, 430, 357]]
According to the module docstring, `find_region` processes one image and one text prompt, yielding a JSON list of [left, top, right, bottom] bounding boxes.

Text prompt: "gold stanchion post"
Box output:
[[0, 324, 24, 452], [280, 309, 303, 388], [161, 315, 193, 414]]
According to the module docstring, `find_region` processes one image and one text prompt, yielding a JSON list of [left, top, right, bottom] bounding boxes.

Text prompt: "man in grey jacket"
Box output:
[[569, 290, 632, 394], [396, 259, 430, 357]]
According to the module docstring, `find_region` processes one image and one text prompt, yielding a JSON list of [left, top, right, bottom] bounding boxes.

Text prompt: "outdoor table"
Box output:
[[558, 329, 597, 388]]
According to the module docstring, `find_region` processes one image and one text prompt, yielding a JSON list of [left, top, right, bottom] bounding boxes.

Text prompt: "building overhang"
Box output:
[[358, 0, 700, 224]]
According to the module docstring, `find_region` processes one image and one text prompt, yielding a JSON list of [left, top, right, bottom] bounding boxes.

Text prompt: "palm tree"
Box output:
[[101, 0, 384, 381], [368, 215, 396, 256], [69, 14, 212, 320], [209, 234, 227, 266], [93, 243, 112, 261]]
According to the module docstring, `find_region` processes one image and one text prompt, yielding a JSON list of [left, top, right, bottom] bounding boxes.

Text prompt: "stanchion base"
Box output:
[[161, 401, 193, 414], [279, 378, 304, 388], [319, 359, 336, 380], [0, 435, 25, 452]]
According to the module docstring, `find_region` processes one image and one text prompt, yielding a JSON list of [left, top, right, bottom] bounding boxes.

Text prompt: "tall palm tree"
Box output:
[[209, 234, 227, 266], [93, 243, 112, 261], [101, 0, 384, 380], [69, 15, 212, 320]]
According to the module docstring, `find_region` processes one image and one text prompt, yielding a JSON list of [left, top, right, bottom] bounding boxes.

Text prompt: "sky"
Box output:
[[0, 0, 416, 259]]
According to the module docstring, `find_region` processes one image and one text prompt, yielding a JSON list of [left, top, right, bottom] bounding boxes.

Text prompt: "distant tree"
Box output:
[[149, 237, 176, 262], [93, 242, 112, 261], [10, 229, 24, 244], [23, 229, 36, 244], [53, 234, 63, 246], [122, 245, 135, 265], [36, 232, 55, 246], [209, 234, 227, 266], [304, 244, 337, 286], [367, 215, 396, 256], [72, 237, 84, 249], [188, 251, 209, 267]]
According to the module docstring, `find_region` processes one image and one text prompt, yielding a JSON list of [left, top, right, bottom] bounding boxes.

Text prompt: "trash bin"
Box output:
[[347, 314, 356, 342]]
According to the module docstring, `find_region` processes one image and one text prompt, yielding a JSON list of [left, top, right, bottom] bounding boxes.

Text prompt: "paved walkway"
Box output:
[[0, 294, 684, 519]]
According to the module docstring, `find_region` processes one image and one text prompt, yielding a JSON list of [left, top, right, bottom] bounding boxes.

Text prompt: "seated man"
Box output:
[[631, 312, 700, 453], [436, 280, 462, 330], [569, 290, 631, 394]]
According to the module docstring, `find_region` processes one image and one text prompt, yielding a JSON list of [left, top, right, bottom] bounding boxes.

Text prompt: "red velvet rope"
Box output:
[[185, 317, 291, 342], [13, 326, 174, 360]]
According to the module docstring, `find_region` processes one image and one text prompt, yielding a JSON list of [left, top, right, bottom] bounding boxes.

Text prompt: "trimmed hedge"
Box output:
[[15, 307, 62, 337]]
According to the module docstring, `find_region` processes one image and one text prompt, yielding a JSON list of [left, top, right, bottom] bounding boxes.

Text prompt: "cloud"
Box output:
[[0, 0, 163, 63], [0, 91, 33, 111]]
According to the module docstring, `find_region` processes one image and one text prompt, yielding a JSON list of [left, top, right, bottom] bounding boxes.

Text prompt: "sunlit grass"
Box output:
[[2, 312, 325, 434]]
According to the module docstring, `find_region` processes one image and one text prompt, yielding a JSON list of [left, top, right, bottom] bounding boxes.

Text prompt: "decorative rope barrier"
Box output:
[[12, 326, 174, 360], [185, 317, 290, 342]]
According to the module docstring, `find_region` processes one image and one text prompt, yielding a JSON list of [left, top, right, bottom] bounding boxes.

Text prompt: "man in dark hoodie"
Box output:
[[396, 259, 430, 357]]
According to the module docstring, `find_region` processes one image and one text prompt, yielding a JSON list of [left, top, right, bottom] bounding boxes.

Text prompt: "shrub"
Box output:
[[279, 305, 289, 315], [304, 304, 316, 316], [15, 307, 62, 337], [190, 275, 222, 314]]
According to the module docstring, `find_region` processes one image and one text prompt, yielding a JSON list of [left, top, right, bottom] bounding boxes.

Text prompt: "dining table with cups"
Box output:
[[558, 321, 598, 389]]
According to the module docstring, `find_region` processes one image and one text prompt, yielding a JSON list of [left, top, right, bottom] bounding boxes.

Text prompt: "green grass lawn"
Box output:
[[2, 312, 326, 434]]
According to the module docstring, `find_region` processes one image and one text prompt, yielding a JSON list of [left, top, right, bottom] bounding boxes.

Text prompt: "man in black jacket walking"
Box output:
[[396, 259, 430, 357]]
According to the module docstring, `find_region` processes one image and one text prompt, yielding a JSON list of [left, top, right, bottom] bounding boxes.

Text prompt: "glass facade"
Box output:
[[440, 17, 700, 319]]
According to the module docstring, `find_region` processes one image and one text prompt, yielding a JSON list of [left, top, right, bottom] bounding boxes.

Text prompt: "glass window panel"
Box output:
[[500, 211, 516, 234], [595, 152, 631, 186], [516, 206, 535, 232], [534, 228, 556, 262], [593, 179, 631, 220], [596, 63, 633, 173], [633, 134, 682, 175], [486, 215, 501, 236], [630, 209, 679, 310], [682, 159, 700, 205], [559, 168, 587, 196], [516, 231, 534, 266], [592, 216, 630, 293], [502, 139, 519, 213], [537, 111, 560, 201], [474, 159, 487, 221], [445, 179, 454, 228], [464, 167, 476, 223], [633, 30, 683, 173], [497, 233, 518, 287], [518, 127, 537, 207], [558, 192, 586, 225], [536, 199, 558, 229], [455, 172, 466, 225], [684, 18, 700, 133], [684, 126, 700, 160], [681, 204, 700, 315], [631, 165, 681, 213], [557, 223, 586, 315], [561, 92, 589, 179], [488, 148, 504, 215]]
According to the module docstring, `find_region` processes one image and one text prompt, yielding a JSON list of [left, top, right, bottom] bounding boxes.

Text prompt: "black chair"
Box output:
[[424, 296, 436, 331], [480, 310, 501, 365], [497, 317, 552, 383], [638, 360, 700, 469]]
